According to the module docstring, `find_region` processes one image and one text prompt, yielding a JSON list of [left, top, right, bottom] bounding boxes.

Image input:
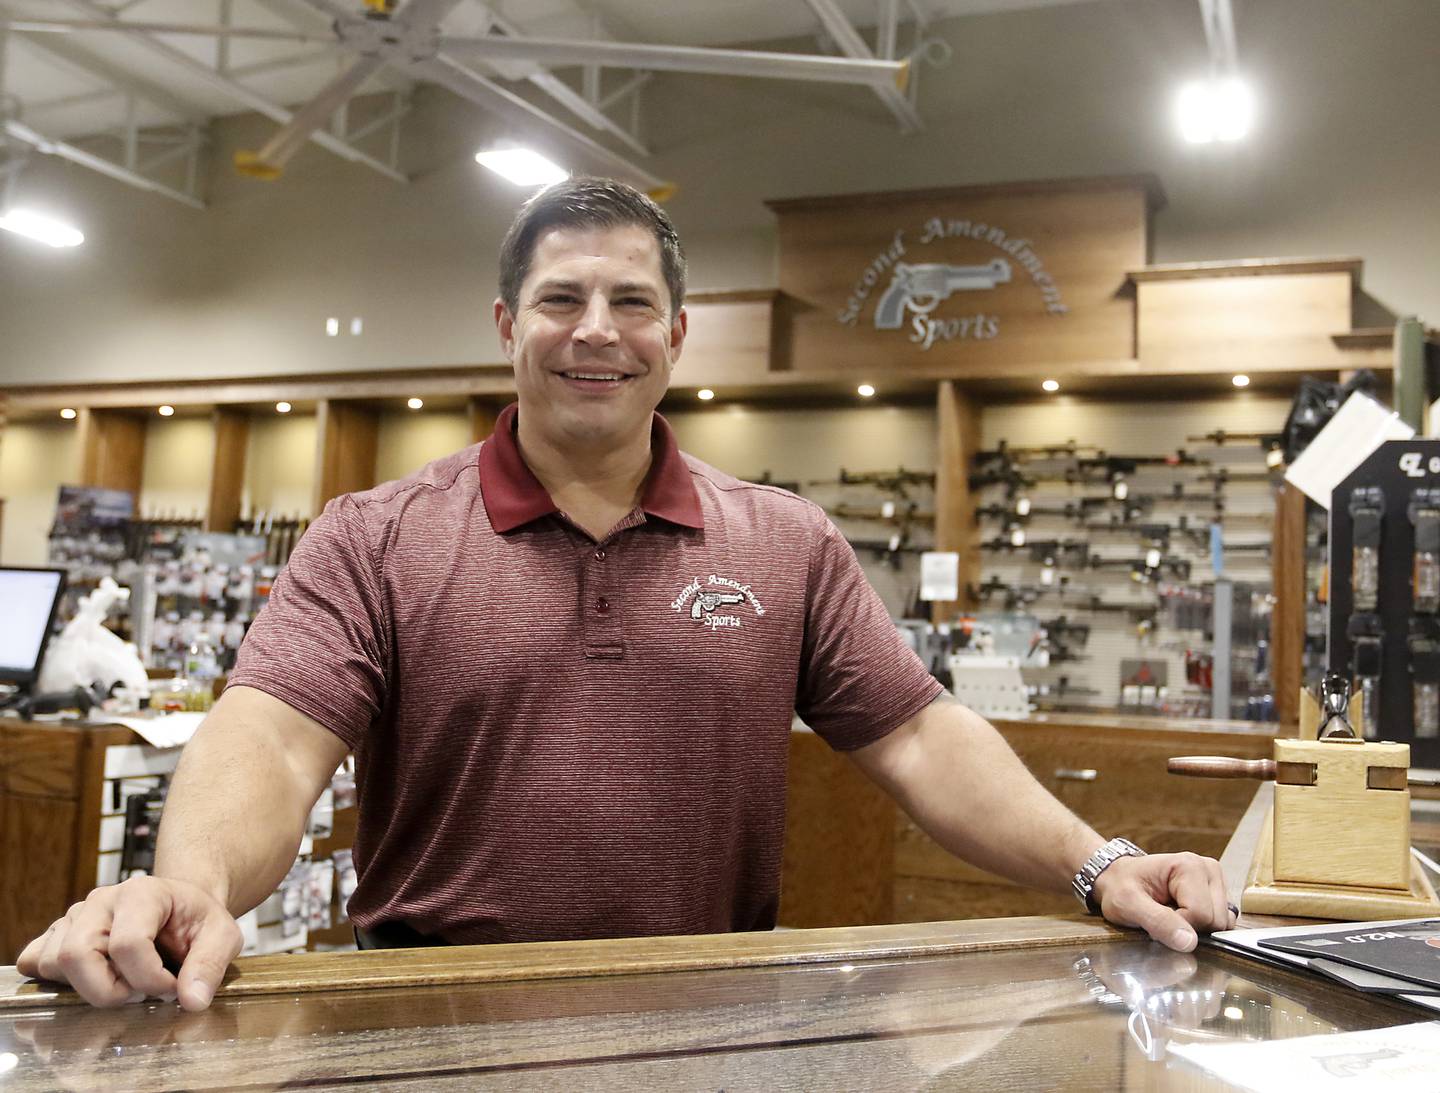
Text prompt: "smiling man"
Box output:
[[18, 178, 1235, 1012]]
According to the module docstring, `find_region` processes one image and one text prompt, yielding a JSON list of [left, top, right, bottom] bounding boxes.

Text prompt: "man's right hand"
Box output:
[[15, 876, 242, 1011]]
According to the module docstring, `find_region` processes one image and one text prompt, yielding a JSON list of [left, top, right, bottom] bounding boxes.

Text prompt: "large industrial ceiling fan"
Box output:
[[3, 0, 915, 199]]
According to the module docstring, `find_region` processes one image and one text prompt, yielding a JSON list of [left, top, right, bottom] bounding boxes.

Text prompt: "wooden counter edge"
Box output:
[[0, 914, 1126, 1010]]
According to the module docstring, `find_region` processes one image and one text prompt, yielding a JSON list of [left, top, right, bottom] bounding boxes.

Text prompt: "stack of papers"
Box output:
[[1208, 919, 1440, 1014]]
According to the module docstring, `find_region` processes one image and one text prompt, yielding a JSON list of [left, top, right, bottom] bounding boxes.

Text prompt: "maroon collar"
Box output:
[[479, 402, 704, 533]]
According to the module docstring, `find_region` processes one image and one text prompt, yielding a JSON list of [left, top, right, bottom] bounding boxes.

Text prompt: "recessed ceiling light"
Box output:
[[325, 317, 339, 336], [1232, 374, 1251, 388], [1042, 379, 1060, 393], [0, 208, 84, 248], [350, 317, 363, 336], [59, 407, 77, 420], [276, 401, 292, 414], [475, 148, 568, 187], [857, 383, 876, 398], [158, 405, 175, 417], [407, 397, 424, 410], [697, 389, 715, 401]]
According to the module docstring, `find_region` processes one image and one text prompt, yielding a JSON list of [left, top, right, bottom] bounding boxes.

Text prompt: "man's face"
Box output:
[[496, 223, 686, 447]]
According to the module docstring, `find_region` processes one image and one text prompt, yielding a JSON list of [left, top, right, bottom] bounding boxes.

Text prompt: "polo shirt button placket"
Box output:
[[584, 541, 623, 659]]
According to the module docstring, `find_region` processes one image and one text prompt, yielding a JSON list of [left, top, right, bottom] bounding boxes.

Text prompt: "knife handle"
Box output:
[[1167, 756, 1277, 780]]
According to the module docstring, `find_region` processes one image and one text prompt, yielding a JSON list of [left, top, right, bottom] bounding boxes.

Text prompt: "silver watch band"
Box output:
[[1071, 837, 1146, 914]]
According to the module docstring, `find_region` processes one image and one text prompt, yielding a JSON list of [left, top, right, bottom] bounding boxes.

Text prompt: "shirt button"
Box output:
[[596, 596, 611, 615], [594, 548, 606, 562]]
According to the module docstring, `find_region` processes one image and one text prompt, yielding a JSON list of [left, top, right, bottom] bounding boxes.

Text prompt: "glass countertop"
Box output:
[[0, 936, 1425, 1091]]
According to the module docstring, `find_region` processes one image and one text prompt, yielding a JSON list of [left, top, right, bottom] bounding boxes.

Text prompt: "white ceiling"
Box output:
[[0, 0, 1102, 198]]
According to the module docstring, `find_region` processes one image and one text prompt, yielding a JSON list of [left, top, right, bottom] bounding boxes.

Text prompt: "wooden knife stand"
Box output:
[[1243, 691, 1440, 919]]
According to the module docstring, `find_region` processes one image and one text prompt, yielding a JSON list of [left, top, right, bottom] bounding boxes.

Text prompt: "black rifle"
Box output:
[[744, 471, 800, 493], [811, 467, 937, 499], [980, 538, 1091, 567], [976, 495, 1155, 524]]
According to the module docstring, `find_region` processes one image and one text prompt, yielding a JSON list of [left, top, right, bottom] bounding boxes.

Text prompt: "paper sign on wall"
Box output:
[[1286, 393, 1415, 509], [919, 551, 960, 601]]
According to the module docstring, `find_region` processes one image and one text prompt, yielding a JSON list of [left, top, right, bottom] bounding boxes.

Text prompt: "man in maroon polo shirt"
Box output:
[[20, 178, 1235, 1011]]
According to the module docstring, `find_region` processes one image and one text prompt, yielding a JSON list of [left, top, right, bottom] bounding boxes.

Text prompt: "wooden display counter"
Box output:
[[1, 913, 1425, 1089], [781, 713, 1280, 928]]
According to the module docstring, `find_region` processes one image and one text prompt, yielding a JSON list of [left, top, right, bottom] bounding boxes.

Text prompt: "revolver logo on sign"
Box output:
[[670, 576, 767, 631], [874, 259, 1013, 330]]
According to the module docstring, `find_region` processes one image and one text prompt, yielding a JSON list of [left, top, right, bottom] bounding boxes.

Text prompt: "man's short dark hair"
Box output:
[[498, 177, 686, 320]]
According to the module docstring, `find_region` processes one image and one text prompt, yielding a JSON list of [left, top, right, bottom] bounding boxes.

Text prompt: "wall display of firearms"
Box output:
[[233, 513, 310, 568], [971, 432, 1278, 719]]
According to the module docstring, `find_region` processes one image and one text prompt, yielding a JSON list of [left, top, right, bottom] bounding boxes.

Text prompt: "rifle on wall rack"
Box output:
[[810, 467, 937, 499], [829, 502, 935, 524], [743, 471, 801, 493]]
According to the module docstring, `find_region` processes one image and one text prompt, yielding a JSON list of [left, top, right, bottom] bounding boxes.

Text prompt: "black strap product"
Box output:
[[1349, 486, 1385, 613], [1349, 613, 1384, 739], [1409, 490, 1440, 614], [1410, 620, 1440, 739]]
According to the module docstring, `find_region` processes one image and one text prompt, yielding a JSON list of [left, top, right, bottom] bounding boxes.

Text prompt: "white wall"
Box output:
[[375, 409, 473, 484], [0, 420, 80, 565], [244, 413, 317, 519], [139, 417, 213, 519], [0, 0, 1434, 388]]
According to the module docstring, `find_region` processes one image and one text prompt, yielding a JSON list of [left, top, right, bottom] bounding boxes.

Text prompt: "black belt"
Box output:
[[353, 921, 451, 949]]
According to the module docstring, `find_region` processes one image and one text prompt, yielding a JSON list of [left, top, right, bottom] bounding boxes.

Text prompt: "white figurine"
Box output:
[[36, 577, 151, 709]]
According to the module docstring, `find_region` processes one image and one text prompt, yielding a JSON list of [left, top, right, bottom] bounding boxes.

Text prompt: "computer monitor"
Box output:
[[0, 567, 68, 686]]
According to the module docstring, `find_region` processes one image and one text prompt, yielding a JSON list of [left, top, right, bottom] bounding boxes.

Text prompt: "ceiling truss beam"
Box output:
[[803, 0, 921, 131], [48, 0, 407, 181]]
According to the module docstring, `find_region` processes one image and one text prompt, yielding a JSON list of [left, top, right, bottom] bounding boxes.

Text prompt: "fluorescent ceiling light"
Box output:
[[475, 148, 568, 187], [1177, 77, 1254, 144], [0, 208, 84, 248]]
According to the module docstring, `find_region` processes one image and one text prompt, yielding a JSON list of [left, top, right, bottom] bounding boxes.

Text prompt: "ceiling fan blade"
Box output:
[[234, 54, 388, 179]]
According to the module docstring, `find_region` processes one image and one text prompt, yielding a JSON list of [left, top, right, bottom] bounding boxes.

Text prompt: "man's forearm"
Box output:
[[153, 690, 332, 917], [854, 696, 1105, 894]]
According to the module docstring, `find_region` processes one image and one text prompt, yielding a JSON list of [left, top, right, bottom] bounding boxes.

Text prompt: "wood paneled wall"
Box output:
[[1271, 482, 1309, 725], [314, 400, 379, 513], [932, 381, 981, 622], [76, 408, 145, 496], [205, 407, 250, 533]]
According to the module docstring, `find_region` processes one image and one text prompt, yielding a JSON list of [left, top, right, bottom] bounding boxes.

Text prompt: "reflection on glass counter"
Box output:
[[0, 935, 1425, 1091]]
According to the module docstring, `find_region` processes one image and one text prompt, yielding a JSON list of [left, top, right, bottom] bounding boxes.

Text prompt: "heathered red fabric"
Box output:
[[228, 403, 944, 943]]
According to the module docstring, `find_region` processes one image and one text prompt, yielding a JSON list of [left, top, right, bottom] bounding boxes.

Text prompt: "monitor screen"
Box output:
[[0, 567, 68, 686]]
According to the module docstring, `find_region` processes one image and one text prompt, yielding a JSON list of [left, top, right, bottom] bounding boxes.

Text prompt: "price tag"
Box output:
[[1016, 497, 1032, 516], [881, 500, 896, 519], [1114, 480, 1129, 500], [1146, 547, 1163, 568], [1010, 527, 1027, 547], [1041, 566, 1055, 586]]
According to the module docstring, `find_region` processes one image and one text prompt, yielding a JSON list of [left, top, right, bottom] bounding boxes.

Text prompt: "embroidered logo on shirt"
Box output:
[[670, 575, 766, 631]]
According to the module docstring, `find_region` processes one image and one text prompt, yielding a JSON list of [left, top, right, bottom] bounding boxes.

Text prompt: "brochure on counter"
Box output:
[[1207, 919, 1440, 1014]]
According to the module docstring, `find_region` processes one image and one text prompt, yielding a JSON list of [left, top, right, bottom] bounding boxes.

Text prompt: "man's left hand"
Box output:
[[1089, 852, 1237, 952]]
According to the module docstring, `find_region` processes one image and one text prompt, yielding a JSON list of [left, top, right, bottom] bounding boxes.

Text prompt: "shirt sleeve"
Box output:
[[225, 494, 390, 751], [794, 514, 945, 751]]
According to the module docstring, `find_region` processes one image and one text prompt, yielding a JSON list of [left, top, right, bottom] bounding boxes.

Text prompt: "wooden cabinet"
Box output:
[[781, 716, 1278, 928], [0, 716, 355, 964]]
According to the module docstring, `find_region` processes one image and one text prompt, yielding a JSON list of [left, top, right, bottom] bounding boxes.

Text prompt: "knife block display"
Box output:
[[1170, 689, 1440, 920], [1243, 690, 1436, 918]]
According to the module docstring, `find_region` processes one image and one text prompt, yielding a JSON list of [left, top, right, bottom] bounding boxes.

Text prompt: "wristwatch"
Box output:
[[1072, 837, 1146, 914]]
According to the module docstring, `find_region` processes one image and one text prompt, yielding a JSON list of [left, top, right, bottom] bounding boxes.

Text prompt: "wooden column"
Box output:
[[205, 407, 251, 533], [75, 408, 146, 496], [1271, 481, 1309, 726], [932, 381, 981, 624], [468, 397, 502, 444], [313, 399, 379, 513]]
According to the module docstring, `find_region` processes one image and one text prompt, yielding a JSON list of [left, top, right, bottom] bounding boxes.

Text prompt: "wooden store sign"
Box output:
[[766, 175, 1161, 375]]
